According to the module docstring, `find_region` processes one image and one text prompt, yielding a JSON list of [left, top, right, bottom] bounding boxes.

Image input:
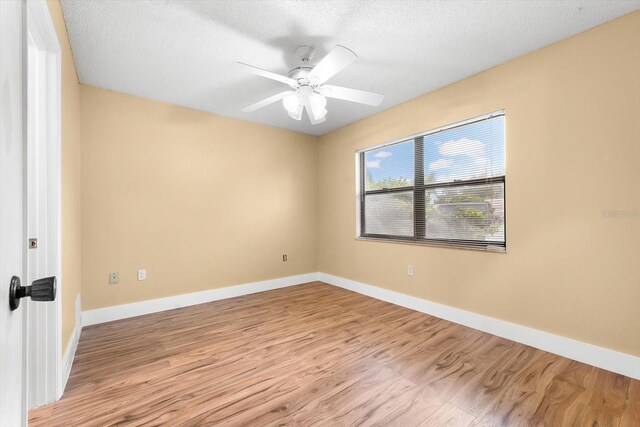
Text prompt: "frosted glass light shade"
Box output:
[[283, 93, 300, 113]]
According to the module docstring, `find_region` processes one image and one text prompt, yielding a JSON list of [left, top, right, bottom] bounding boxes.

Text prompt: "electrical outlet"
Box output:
[[407, 265, 414, 276], [137, 269, 146, 281], [283, 254, 287, 262], [109, 272, 119, 284]]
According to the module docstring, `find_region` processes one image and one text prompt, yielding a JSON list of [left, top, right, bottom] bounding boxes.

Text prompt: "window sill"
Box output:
[[356, 236, 506, 253]]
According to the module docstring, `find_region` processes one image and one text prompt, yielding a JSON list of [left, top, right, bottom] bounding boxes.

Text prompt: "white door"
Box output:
[[0, 1, 27, 426]]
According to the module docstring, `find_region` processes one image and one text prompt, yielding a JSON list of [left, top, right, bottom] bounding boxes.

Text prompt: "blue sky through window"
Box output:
[[365, 139, 414, 189], [365, 116, 505, 186]]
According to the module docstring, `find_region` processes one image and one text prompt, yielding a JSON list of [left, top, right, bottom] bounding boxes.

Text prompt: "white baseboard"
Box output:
[[82, 272, 320, 327], [59, 293, 82, 398], [319, 273, 640, 381]]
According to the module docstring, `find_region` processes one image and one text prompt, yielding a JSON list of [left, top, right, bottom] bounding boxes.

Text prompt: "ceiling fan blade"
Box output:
[[308, 45, 357, 85], [237, 62, 298, 88], [242, 91, 294, 112], [318, 85, 384, 106], [301, 90, 326, 125]]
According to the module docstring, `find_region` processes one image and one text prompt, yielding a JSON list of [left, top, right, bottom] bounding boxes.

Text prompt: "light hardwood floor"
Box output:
[[30, 282, 640, 426]]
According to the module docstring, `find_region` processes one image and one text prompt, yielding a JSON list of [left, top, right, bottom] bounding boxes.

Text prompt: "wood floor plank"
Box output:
[[28, 282, 640, 426], [529, 360, 599, 425], [421, 402, 475, 427], [586, 369, 630, 415], [471, 390, 545, 427], [619, 380, 640, 427], [450, 344, 543, 416], [469, 351, 573, 426], [361, 383, 447, 427]]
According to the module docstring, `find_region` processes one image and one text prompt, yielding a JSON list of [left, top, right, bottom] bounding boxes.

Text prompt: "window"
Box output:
[[358, 112, 505, 250]]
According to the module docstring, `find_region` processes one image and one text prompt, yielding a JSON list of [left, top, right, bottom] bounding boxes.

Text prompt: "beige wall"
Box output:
[[318, 11, 640, 356], [48, 0, 82, 355], [79, 86, 318, 310]]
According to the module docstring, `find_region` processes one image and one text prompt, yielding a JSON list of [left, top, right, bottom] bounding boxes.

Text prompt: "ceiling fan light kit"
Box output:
[[239, 45, 384, 125], [284, 86, 327, 122], [284, 95, 304, 120]]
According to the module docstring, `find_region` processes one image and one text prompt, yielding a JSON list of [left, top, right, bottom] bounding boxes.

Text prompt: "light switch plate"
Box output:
[[137, 269, 146, 281]]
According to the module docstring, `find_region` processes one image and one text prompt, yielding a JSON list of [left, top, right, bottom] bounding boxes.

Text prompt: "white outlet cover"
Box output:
[[407, 266, 414, 276], [137, 269, 146, 281]]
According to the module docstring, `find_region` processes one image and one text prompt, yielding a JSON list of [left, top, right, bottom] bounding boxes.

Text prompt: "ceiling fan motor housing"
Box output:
[[287, 66, 314, 84]]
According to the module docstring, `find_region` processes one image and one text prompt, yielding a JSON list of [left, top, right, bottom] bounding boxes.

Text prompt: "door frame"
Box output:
[[25, 0, 62, 407]]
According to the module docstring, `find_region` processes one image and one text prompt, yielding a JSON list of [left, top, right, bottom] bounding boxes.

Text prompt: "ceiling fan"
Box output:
[[238, 45, 384, 125]]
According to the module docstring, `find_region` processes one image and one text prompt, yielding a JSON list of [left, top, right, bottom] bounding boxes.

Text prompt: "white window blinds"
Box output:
[[359, 113, 506, 250]]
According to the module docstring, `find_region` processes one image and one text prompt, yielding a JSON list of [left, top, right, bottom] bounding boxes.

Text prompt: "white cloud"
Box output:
[[474, 157, 487, 166], [374, 150, 392, 159], [439, 138, 484, 157], [428, 159, 453, 171], [366, 159, 381, 168]]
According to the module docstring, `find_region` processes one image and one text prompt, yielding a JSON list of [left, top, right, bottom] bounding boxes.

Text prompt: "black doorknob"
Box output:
[[9, 276, 56, 311]]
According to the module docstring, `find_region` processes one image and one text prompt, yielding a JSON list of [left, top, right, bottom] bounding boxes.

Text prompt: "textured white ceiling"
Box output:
[[61, 0, 639, 136]]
